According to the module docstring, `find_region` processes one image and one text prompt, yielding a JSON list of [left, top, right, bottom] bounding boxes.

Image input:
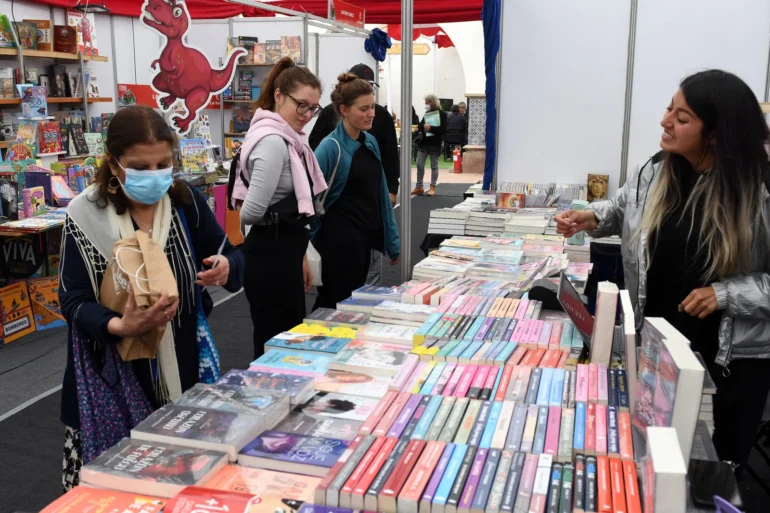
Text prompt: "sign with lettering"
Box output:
[[0, 235, 44, 279], [328, 0, 365, 29]]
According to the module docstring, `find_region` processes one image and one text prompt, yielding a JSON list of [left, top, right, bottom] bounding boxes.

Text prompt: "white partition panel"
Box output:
[[131, 18, 163, 86], [626, 0, 770, 183], [496, 0, 631, 195], [317, 34, 376, 108]]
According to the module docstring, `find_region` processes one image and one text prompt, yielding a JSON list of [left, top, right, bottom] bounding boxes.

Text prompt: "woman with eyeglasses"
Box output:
[[236, 57, 328, 359]]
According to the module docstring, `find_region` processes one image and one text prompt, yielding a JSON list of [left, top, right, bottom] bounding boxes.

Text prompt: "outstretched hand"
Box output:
[[553, 210, 599, 238]]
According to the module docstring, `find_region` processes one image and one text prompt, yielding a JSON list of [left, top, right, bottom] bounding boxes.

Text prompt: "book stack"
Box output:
[[694, 352, 717, 436], [504, 212, 551, 236], [565, 236, 592, 263], [465, 211, 511, 237], [412, 257, 473, 281], [370, 301, 437, 327], [428, 208, 469, 235]]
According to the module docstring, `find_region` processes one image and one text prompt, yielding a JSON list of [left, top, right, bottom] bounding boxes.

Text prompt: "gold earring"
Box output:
[[107, 176, 120, 194]]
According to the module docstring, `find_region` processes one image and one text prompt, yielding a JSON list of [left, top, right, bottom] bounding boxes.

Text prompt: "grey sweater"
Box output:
[[239, 135, 294, 225]]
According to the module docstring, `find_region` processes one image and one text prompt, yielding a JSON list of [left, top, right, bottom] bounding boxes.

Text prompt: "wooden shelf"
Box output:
[[224, 100, 253, 103], [225, 132, 245, 137], [0, 140, 10, 149], [0, 98, 19, 104], [0, 47, 108, 62], [0, 97, 113, 106]]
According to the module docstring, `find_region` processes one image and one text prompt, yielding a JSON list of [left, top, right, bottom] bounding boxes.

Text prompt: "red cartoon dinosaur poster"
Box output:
[[140, 0, 246, 135], [66, 10, 98, 56]]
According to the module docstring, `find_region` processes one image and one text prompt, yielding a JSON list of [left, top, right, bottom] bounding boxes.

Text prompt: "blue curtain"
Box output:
[[481, 0, 500, 190]]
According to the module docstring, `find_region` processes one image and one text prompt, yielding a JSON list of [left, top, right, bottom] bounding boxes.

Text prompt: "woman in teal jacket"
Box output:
[[312, 73, 400, 309]]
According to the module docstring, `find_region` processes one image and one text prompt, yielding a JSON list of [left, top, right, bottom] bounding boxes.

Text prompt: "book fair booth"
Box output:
[[0, 0, 769, 512]]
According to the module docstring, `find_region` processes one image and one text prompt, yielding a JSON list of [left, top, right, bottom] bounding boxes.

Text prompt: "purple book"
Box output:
[[421, 443, 456, 506], [474, 317, 496, 343], [458, 448, 489, 509], [402, 395, 432, 439], [387, 393, 423, 438]]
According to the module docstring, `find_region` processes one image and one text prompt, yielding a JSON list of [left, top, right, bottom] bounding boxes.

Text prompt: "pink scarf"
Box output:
[[232, 109, 327, 214]]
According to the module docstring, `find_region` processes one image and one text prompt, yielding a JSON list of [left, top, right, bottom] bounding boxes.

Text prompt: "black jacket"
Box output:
[[309, 103, 400, 195], [418, 110, 449, 148], [446, 113, 468, 145]]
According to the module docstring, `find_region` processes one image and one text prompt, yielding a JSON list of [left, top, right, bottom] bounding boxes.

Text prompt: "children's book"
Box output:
[[38, 121, 62, 154], [231, 106, 251, 133], [15, 119, 39, 154], [0, 15, 16, 48], [19, 85, 47, 119], [27, 276, 66, 331], [250, 349, 331, 376], [24, 19, 52, 51], [179, 138, 208, 172], [66, 9, 98, 56], [25, 166, 54, 204], [0, 67, 15, 98], [22, 186, 45, 217], [83, 132, 104, 156], [0, 281, 36, 343]]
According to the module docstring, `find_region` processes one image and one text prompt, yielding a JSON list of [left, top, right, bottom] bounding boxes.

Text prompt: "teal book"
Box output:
[[573, 402, 586, 453], [460, 341, 484, 361], [412, 394, 444, 440], [550, 369, 566, 407], [464, 317, 486, 341], [416, 312, 443, 338], [436, 339, 461, 359], [537, 368, 555, 407], [490, 363, 504, 399], [420, 362, 447, 395], [433, 443, 469, 507], [494, 342, 518, 366], [447, 341, 472, 362], [480, 401, 503, 449], [250, 349, 330, 375], [560, 321, 574, 348]]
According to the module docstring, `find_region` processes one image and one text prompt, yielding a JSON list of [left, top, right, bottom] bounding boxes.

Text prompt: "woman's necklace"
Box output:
[[131, 206, 156, 235]]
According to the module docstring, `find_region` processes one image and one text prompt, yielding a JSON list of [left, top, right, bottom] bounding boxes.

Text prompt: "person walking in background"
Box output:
[[412, 94, 448, 196], [235, 58, 327, 360], [458, 101, 467, 117], [446, 104, 468, 150], [312, 73, 400, 309]]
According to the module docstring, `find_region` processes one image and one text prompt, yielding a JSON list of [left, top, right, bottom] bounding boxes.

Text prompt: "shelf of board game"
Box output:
[[0, 48, 108, 62], [0, 97, 113, 105]]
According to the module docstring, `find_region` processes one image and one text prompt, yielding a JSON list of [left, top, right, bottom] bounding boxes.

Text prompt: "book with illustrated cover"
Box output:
[[265, 331, 351, 355], [0, 178, 19, 220], [7, 142, 35, 162], [131, 404, 265, 461], [39, 121, 62, 154], [303, 308, 370, 329], [329, 339, 411, 376], [80, 438, 229, 498], [27, 276, 66, 331], [231, 105, 251, 133], [294, 391, 379, 422], [175, 383, 290, 418], [217, 369, 315, 405], [203, 465, 320, 505], [83, 132, 104, 156], [53, 24, 77, 53], [0, 281, 36, 343], [24, 19, 52, 51], [265, 40, 282, 64], [13, 22, 38, 49], [180, 138, 207, 172], [0, 15, 15, 48], [19, 86, 47, 119], [312, 369, 391, 399], [86, 73, 99, 97], [336, 296, 383, 314], [163, 487, 268, 513], [274, 411, 362, 441], [15, 119, 39, 154], [66, 9, 98, 55], [69, 124, 89, 155], [250, 349, 331, 376], [48, 65, 67, 97], [239, 431, 350, 477], [372, 300, 436, 321], [0, 67, 14, 98], [40, 486, 166, 513], [352, 284, 409, 301], [290, 323, 358, 339], [281, 36, 301, 63]]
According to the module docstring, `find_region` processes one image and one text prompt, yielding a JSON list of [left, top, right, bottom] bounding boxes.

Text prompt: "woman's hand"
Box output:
[[109, 287, 179, 338], [303, 255, 313, 292], [680, 287, 719, 319], [390, 257, 400, 266], [554, 210, 599, 237], [389, 193, 397, 207], [424, 124, 432, 131], [197, 255, 230, 287]]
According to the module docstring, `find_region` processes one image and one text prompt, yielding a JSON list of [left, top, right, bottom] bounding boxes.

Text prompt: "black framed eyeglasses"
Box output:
[[286, 93, 322, 117]]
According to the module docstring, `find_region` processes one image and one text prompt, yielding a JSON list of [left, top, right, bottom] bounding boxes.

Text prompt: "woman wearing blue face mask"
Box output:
[[58, 106, 244, 491]]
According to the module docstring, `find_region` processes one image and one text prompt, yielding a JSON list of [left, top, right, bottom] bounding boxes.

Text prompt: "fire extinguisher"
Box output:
[[453, 146, 463, 174]]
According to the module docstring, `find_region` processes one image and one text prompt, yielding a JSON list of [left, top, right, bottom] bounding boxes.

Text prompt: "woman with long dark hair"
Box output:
[[59, 105, 244, 489], [232, 57, 327, 359], [556, 70, 770, 469]]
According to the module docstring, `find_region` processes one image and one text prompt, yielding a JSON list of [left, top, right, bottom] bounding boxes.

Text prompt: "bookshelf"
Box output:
[[0, 97, 113, 105], [0, 47, 108, 62], [225, 132, 246, 137]]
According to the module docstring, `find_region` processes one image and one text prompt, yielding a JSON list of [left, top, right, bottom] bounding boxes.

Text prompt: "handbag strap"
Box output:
[[320, 138, 342, 208]]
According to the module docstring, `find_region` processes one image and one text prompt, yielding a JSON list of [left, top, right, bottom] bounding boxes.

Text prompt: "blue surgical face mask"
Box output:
[[117, 163, 174, 205]]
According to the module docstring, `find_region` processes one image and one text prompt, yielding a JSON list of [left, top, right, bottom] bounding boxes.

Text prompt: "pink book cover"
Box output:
[[544, 406, 562, 456], [403, 362, 428, 392], [597, 363, 609, 404], [510, 320, 526, 343], [538, 321, 553, 348], [529, 320, 545, 346], [514, 453, 539, 511], [470, 343, 491, 364], [448, 295, 469, 315], [576, 364, 589, 403], [585, 402, 597, 455], [470, 365, 490, 392], [483, 366, 499, 391], [443, 364, 467, 396], [511, 366, 532, 402], [515, 299, 530, 320], [595, 403, 608, 454], [453, 364, 479, 397], [391, 354, 420, 391], [520, 320, 534, 346], [373, 391, 411, 436], [433, 363, 457, 395], [549, 321, 563, 347], [462, 297, 481, 316], [496, 365, 517, 402], [403, 282, 432, 303], [588, 363, 599, 403], [359, 390, 397, 434], [509, 345, 528, 365], [557, 351, 568, 369], [437, 294, 461, 314]]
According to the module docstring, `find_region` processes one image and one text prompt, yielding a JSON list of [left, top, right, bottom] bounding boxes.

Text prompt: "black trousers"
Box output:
[[313, 214, 380, 311], [709, 357, 770, 467], [242, 223, 308, 360]]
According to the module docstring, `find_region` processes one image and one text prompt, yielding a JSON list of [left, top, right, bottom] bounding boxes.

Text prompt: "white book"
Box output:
[[619, 290, 638, 413], [431, 209, 471, 220], [373, 300, 436, 322], [490, 400, 516, 450], [357, 322, 417, 346], [369, 316, 425, 328], [589, 281, 618, 365], [642, 427, 687, 513]]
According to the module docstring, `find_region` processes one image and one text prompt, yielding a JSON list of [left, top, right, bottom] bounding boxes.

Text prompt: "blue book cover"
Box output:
[[617, 370, 630, 410], [505, 403, 528, 452], [427, 318, 448, 338], [337, 297, 383, 311], [533, 405, 549, 454], [421, 362, 447, 395], [239, 430, 349, 469], [250, 349, 330, 375], [490, 364, 504, 399], [264, 332, 350, 354], [437, 339, 461, 359], [571, 324, 584, 347], [488, 341, 510, 362], [464, 317, 486, 341], [494, 342, 518, 365], [353, 284, 407, 301], [415, 312, 443, 339], [608, 405, 619, 455], [413, 395, 444, 440], [550, 369, 566, 407], [460, 341, 484, 361], [537, 368, 555, 407], [448, 341, 472, 361], [560, 321, 574, 347], [480, 401, 503, 449], [573, 402, 586, 452], [433, 443, 469, 506]]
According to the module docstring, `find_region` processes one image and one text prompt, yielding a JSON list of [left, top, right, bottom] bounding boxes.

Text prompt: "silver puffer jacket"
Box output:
[[587, 157, 770, 369]]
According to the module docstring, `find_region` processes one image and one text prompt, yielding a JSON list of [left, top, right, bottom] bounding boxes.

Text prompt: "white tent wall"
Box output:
[[496, 0, 770, 197], [440, 21, 485, 94], [316, 33, 376, 108], [496, 0, 631, 196]]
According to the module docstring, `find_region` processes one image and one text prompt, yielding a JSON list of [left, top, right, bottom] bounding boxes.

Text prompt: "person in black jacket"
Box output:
[[412, 94, 448, 196], [309, 63, 399, 207], [445, 105, 468, 148]]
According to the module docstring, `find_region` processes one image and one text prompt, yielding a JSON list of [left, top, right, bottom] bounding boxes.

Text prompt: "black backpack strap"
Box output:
[[226, 148, 241, 211]]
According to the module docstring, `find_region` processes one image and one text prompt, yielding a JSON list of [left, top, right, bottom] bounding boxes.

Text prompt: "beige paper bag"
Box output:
[[99, 231, 179, 361]]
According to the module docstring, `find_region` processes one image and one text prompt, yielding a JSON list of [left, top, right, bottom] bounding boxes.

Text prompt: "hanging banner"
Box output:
[[140, 0, 246, 135], [328, 0, 366, 29]]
